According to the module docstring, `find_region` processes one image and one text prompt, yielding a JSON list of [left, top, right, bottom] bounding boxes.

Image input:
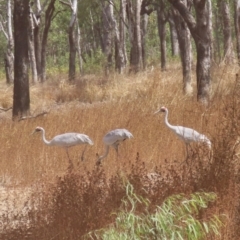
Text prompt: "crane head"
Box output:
[[31, 126, 43, 135], [160, 107, 167, 112], [154, 106, 167, 114]]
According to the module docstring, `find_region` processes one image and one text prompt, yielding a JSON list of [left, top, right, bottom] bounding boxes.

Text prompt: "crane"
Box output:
[[32, 127, 94, 162], [154, 107, 211, 161], [96, 128, 133, 165]]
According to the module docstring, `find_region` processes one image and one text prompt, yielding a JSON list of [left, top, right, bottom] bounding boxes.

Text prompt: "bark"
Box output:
[[168, 12, 179, 57], [172, 6, 192, 95], [68, 0, 78, 82], [13, 0, 30, 119], [102, 0, 113, 76], [127, 0, 143, 73], [235, 0, 240, 65], [28, 10, 38, 83], [41, 0, 56, 82], [157, 0, 167, 71], [140, 0, 154, 69], [221, 0, 235, 64], [168, 0, 212, 104], [120, 0, 128, 67], [141, 13, 148, 70], [112, 2, 125, 74], [4, 0, 14, 84], [76, 20, 83, 75], [32, 0, 45, 80]]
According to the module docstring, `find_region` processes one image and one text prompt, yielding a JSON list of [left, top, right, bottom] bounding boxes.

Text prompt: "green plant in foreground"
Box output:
[[85, 182, 225, 240]]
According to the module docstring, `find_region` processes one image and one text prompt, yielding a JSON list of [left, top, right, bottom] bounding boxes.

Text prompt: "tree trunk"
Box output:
[[76, 20, 83, 75], [102, 0, 113, 76], [33, 0, 42, 80], [235, 0, 240, 65], [5, 0, 14, 84], [157, 0, 167, 71], [141, 13, 148, 70], [168, 0, 212, 104], [13, 0, 30, 119], [168, 12, 179, 57], [41, 0, 56, 82], [111, 2, 125, 74], [127, 0, 143, 73], [28, 10, 38, 83], [172, 7, 192, 95], [221, 0, 235, 64], [120, 0, 128, 67], [68, 0, 78, 82], [4, 49, 14, 84], [213, 5, 221, 63]]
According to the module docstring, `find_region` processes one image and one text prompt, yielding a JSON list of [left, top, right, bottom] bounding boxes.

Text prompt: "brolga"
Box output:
[[154, 107, 211, 162], [32, 127, 94, 163], [96, 128, 133, 165]]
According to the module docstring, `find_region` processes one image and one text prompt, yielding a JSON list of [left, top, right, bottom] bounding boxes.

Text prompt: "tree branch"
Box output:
[[59, 0, 71, 9], [18, 111, 49, 121], [0, 107, 12, 112], [167, 0, 196, 31]]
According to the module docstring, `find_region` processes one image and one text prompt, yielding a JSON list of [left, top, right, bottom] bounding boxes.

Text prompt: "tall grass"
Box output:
[[0, 64, 239, 239]]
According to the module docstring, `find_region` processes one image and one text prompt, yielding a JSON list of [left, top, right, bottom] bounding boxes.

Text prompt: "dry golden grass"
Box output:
[[0, 63, 239, 239]]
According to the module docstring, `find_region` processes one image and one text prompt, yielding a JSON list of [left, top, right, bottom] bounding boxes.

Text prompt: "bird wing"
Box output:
[[51, 133, 93, 147], [174, 126, 202, 142], [174, 126, 211, 147], [103, 129, 133, 145]]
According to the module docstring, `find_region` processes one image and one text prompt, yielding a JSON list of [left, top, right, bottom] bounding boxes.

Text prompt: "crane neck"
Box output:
[[164, 109, 175, 131], [40, 128, 51, 145], [98, 145, 110, 161]]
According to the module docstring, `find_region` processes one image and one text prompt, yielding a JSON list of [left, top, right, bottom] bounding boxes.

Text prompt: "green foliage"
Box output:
[[82, 49, 105, 74], [86, 182, 224, 240]]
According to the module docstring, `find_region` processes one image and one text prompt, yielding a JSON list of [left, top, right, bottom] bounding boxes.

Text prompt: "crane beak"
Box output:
[[154, 110, 160, 115], [30, 130, 37, 136]]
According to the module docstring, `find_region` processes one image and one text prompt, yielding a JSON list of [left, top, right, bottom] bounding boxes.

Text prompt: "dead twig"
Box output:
[[0, 107, 12, 112], [18, 111, 49, 122]]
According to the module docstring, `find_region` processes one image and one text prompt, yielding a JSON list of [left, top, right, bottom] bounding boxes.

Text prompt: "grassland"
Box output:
[[0, 63, 239, 239]]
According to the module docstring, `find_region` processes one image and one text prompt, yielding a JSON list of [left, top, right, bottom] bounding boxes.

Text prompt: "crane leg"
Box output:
[[180, 144, 189, 166], [66, 148, 73, 168], [81, 145, 87, 161]]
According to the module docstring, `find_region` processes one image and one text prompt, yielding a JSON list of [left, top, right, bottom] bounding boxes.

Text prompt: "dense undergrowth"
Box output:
[[0, 65, 239, 239]]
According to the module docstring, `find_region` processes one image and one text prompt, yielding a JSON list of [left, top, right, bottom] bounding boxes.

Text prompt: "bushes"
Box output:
[[86, 182, 224, 240]]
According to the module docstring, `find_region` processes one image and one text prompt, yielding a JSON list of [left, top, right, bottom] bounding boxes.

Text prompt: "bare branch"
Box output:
[[0, 106, 12, 112], [18, 111, 49, 121], [0, 20, 8, 40], [59, 0, 71, 9]]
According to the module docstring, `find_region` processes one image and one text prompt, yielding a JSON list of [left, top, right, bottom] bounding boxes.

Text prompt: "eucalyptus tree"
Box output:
[[235, 0, 240, 65], [41, 0, 57, 82], [220, 0, 235, 64], [13, 0, 30, 119], [167, 0, 212, 104], [168, 12, 179, 57], [30, 0, 50, 81], [140, 0, 154, 70], [60, 0, 78, 82], [114, 0, 127, 73], [0, 0, 14, 84], [156, 0, 167, 71], [127, 0, 143, 72], [29, 5, 38, 83], [171, 1, 193, 95], [101, 0, 114, 75]]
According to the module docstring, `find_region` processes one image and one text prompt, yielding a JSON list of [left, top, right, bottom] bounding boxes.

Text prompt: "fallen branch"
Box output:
[[0, 107, 12, 112], [18, 111, 49, 122]]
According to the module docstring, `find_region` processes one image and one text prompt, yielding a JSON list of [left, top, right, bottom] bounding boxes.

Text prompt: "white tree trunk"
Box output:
[[28, 9, 38, 84]]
